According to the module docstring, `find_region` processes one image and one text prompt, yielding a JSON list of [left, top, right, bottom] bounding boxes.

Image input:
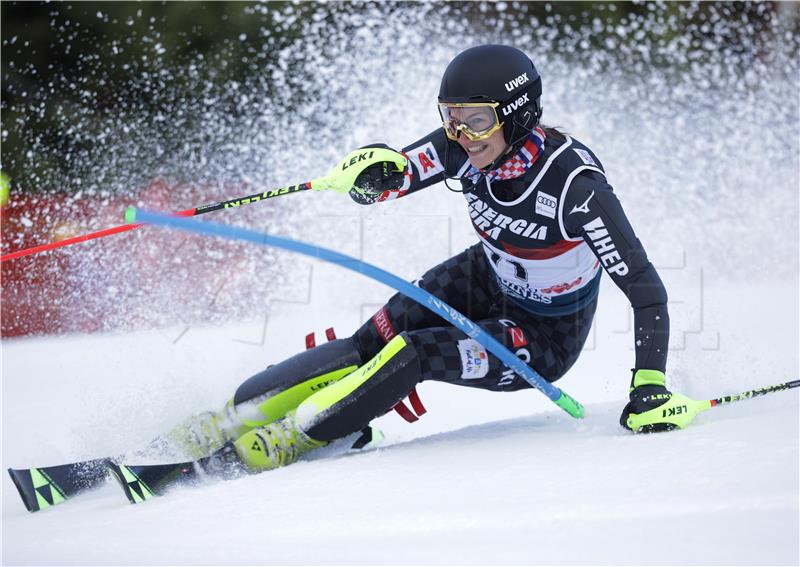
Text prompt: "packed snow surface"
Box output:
[[2, 4, 798, 564], [2, 273, 798, 565]]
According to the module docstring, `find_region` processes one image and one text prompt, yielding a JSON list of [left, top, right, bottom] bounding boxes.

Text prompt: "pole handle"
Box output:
[[627, 380, 799, 432], [2, 148, 408, 263], [313, 148, 407, 194]]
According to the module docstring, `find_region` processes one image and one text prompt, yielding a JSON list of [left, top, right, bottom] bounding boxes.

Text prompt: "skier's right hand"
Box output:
[[349, 144, 407, 205]]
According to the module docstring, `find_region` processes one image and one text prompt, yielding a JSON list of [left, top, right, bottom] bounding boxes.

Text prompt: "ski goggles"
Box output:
[[438, 102, 504, 142]]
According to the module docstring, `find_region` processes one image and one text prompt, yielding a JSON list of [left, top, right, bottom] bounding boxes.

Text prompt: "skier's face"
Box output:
[[457, 127, 507, 169]]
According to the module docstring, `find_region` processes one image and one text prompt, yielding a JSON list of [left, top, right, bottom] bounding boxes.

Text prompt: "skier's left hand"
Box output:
[[620, 369, 700, 433]]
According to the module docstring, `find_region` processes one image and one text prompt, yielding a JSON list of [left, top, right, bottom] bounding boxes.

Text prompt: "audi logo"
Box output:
[[537, 195, 556, 207]]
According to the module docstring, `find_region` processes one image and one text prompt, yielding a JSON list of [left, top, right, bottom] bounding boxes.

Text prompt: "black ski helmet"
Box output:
[[438, 45, 542, 154]]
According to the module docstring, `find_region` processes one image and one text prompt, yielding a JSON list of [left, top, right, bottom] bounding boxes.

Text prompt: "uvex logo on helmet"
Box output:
[[501, 93, 530, 117], [504, 72, 529, 92]]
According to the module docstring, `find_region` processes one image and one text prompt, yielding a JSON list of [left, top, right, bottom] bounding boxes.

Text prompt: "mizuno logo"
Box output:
[[505, 72, 529, 92], [570, 191, 594, 215], [501, 93, 530, 117]]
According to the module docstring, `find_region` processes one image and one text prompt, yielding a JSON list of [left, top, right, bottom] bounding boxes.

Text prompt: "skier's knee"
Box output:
[[231, 338, 363, 427], [296, 332, 421, 441]]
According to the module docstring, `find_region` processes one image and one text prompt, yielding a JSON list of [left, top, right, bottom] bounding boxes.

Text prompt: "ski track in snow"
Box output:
[[2, 271, 798, 565]]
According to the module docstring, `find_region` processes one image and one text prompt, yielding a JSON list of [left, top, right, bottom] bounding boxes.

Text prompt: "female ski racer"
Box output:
[[169, 44, 684, 470]]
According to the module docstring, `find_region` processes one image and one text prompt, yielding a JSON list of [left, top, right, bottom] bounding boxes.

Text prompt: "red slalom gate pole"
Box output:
[[0, 183, 312, 263], [1, 207, 196, 262]]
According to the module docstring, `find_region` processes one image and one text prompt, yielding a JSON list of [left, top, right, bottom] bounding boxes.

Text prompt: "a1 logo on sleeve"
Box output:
[[408, 141, 445, 181]]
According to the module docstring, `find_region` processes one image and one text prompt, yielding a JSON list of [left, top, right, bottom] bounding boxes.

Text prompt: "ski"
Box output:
[[106, 426, 384, 505], [9, 426, 382, 510], [106, 443, 245, 504], [7, 459, 110, 512]]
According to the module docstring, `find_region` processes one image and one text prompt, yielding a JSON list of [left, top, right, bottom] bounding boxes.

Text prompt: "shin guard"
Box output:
[[231, 338, 363, 430], [296, 333, 421, 442]]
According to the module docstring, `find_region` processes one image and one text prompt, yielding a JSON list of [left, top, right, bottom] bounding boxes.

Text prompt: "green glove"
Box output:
[[313, 147, 407, 195], [349, 144, 406, 204], [621, 369, 710, 433]]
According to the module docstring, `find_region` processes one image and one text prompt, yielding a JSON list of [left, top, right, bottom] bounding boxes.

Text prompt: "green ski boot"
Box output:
[[163, 401, 250, 459], [233, 412, 326, 472], [164, 411, 228, 459]]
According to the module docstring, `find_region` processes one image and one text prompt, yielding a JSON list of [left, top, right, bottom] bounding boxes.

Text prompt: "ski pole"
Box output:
[[1, 147, 407, 263], [707, 379, 799, 407], [0, 184, 311, 263], [627, 379, 800, 431]]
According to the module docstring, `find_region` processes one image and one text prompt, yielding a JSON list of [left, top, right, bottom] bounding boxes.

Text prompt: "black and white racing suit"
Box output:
[[351, 127, 669, 392], [233, 127, 670, 441]]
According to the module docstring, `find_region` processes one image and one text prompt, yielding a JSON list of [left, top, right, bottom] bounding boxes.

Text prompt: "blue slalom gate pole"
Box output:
[[126, 207, 584, 419]]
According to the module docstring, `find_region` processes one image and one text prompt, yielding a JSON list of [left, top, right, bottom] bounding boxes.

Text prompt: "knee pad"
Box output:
[[296, 333, 421, 442], [231, 338, 362, 428]]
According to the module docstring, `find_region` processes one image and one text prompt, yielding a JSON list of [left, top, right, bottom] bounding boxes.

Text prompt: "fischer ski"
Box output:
[[7, 459, 110, 512], [106, 443, 245, 504], [106, 426, 385, 505]]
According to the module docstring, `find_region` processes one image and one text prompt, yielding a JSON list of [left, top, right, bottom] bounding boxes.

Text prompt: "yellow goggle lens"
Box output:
[[438, 102, 503, 141]]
